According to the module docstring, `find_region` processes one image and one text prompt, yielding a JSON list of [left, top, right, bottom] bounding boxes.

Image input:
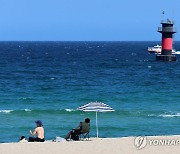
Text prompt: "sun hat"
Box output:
[[35, 120, 42, 125]]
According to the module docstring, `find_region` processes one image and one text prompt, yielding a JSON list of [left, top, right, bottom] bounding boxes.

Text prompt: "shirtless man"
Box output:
[[28, 120, 45, 142]]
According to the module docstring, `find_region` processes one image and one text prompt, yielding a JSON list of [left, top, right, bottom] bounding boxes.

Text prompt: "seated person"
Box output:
[[29, 120, 45, 142], [65, 118, 90, 141]]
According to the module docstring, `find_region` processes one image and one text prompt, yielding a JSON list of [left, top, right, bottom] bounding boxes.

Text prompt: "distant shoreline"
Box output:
[[0, 40, 171, 42]]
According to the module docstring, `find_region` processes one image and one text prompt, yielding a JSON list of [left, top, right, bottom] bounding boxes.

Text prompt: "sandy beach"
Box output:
[[1, 136, 180, 154]]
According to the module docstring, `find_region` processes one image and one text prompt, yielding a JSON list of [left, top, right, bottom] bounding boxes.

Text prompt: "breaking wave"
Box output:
[[0, 110, 14, 113]]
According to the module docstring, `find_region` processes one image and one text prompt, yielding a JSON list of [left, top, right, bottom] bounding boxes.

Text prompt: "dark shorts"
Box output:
[[28, 137, 45, 142], [70, 129, 81, 141], [71, 129, 81, 135]]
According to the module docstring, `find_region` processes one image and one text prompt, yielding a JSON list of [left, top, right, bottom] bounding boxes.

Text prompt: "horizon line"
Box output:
[[0, 40, 180, 42]]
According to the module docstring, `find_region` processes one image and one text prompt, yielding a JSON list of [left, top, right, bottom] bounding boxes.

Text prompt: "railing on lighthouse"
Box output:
[[157, 27, 176, 33]]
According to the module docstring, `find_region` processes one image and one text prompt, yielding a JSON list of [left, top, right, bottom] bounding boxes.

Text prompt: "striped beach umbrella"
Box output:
[[78, 101, 115, 138]]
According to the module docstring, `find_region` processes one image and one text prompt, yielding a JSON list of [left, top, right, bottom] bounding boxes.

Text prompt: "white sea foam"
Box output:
[[25, 109, 31, 112], [0, 110, 13, 113], [21, 97, 28, 100], [147, 114, 154, 117], [19, 97, 32, 100], [65, 109, 75, 112], [159, 113, 180, 118], [148, 113, 180, 118]]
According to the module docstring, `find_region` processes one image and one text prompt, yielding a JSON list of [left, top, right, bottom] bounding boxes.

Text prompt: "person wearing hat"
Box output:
[[28, 120, 45, 142]]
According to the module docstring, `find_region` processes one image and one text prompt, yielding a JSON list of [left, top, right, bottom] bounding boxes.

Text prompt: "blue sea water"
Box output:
[[0, 41, 180, 143]]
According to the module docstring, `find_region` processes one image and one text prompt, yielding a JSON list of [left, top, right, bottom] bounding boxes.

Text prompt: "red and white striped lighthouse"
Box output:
[[156, 19, 176, 61]]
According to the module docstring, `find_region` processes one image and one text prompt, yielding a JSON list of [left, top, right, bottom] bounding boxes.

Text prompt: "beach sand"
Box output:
[[0, 136, 180, 154]]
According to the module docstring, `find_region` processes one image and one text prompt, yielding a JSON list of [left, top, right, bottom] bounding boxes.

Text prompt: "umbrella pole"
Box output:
[[96, 111, 98, 138]]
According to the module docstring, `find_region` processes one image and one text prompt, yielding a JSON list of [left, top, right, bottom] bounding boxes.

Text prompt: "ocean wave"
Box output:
[[0, 108, 78, 114], [0, 109, 31, 114], [19, 97, 33, 101], [24, 109, 31, 112], [159, 113, 180, 118], [1, 109, 179, 118], [148, 112, 180, 118], [0, 110, 14, 113], [65, 109, 76, 112]]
